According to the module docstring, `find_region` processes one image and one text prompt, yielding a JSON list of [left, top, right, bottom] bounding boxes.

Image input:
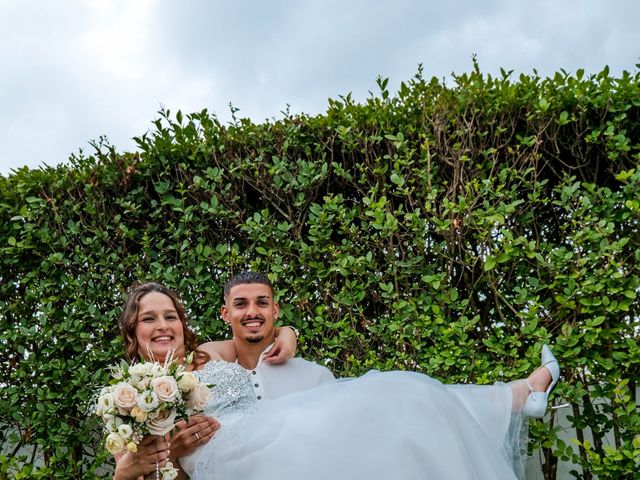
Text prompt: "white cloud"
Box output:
[[0, 0, 638, 175]]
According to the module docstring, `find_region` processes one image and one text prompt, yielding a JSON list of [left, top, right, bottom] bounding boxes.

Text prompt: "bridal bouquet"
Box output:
[[95, 352, 211, 479]]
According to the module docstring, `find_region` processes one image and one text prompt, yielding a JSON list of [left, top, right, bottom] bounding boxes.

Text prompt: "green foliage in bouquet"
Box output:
[[1, 64, 639, 478]]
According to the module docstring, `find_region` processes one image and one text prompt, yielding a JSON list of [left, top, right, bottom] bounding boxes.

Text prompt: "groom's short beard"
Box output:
[[246, 336, 265, 344]]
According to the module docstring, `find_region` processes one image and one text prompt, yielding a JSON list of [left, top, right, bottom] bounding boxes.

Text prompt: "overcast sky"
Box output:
[[1, 0, 638, 176]]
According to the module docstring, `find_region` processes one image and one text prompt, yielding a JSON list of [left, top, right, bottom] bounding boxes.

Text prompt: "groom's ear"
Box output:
[[221, 305, 230, 324]]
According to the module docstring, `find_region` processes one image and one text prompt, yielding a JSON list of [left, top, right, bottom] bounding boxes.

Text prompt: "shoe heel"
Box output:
[[523, 391, 549, 418]]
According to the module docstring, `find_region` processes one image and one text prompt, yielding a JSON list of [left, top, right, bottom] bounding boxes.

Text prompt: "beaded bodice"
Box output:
[[194, 361, 256, 420]]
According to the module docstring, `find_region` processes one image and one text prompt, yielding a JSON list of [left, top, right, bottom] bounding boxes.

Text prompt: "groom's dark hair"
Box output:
[[223, 271, 274, 300]]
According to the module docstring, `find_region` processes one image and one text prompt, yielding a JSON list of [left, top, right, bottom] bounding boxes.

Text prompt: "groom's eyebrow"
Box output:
[[231, 295, 271, 303]]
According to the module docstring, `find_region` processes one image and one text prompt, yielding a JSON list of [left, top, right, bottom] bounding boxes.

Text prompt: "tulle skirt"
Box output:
[[185, 370, 526, 480]]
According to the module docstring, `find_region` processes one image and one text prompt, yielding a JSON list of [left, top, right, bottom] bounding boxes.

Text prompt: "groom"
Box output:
[[221, 271, 335, 400], [167, 272, 334, 479]]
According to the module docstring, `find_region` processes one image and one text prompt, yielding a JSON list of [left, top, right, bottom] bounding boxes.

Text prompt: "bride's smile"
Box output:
[[134, 291, 186, 362]]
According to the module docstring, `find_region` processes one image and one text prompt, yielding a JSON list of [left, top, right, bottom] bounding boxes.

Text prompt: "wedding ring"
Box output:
[[195, 432, 200, 440]]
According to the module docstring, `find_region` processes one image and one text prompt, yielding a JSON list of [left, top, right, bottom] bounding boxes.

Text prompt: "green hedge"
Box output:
[[1, 65, 639, 479]]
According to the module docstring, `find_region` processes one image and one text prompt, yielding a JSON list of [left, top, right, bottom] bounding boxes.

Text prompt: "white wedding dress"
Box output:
[[181, 361, 526, 480]]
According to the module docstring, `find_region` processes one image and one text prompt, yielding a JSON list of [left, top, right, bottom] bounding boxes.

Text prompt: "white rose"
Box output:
[[187, 383, 211, 411], [113, 382, 138, 412], [117, 423, 133, 439], [97, 388, 115, 414], [138, 390, 159, 412], [161, 462, 178, 480], [151, 376, 179, 403], [104, 417, 114, 432], [147, 408, 177, 436], [145, 362, 164, 377], [137, 376, 151, 390], [128, 363, 146, 377], [105, 414, 123, 432], [177, 371, 197, 393], [105, 432, 125, 455], [130, 405, 148, 423]]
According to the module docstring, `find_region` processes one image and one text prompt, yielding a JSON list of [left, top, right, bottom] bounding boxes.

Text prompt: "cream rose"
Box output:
[[147, 408, 177, 436], [126, 441, 138, 453], [113, 382, 138, 412], [151, 376, 179, 402], [130, 405, 148, 423], [105, 432, 125, 455], [177, 371, 197, 394], [187, 382, 211, 411]]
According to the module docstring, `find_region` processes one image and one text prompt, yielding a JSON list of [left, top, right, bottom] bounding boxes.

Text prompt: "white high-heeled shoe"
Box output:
[[522, 345, 560, 418]]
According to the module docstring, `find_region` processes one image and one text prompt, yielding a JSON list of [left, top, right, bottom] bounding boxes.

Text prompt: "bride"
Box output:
[[113, 280, 559, 480]]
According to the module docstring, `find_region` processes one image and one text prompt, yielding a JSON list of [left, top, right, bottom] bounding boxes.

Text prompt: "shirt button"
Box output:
[[252, 371, 257, 375], [257, 395, 262, 400], [254, 383, 259, 387]]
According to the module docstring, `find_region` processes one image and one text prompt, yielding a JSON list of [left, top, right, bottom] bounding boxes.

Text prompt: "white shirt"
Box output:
[[243, 347, 335, 401]]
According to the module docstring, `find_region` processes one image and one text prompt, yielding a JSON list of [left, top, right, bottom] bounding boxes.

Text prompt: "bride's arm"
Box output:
[[199, 326, 298, 363]]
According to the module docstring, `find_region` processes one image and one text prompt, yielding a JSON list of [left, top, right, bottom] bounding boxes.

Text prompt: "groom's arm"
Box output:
[[199, 326, 298, 363]]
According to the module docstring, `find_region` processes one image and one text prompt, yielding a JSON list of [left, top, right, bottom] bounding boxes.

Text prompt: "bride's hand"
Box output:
[[169, 415, 220, 459], [114, 435, 170, 480]]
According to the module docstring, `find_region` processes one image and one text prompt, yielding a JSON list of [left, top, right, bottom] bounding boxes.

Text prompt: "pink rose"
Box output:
[[151, 376, 179, 403], [187, 383, 211, 411], [113, 382, 138, 412], [147, 408, 177, 436]]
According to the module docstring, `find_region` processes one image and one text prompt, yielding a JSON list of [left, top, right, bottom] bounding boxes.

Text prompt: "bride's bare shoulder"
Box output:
[[198, 340, 235, 362]]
